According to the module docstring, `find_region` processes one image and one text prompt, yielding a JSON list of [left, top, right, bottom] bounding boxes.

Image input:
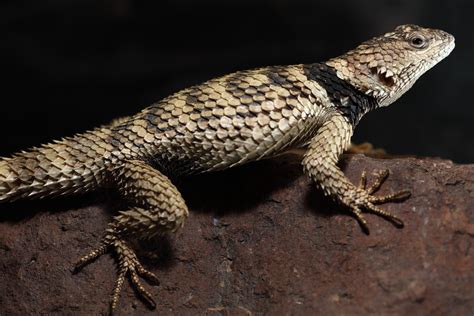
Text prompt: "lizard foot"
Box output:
[[351, 169, 411, 234], [73, 237, 160, 313]]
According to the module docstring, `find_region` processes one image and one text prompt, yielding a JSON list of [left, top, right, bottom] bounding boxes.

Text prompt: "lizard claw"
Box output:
[[73, 237, 159, 313], [350, 169, 410, 233]]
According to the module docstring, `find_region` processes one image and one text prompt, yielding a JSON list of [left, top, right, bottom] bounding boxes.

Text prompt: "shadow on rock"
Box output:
[[178, 155, 303, 216], [0, 192, 106, 223]]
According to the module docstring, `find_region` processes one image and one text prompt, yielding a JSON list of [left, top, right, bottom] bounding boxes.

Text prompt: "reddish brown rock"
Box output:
[[0, 154, 473, 315]]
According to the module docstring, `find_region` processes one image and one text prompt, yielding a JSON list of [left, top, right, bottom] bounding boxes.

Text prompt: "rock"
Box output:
[[0, 154, 473, 315]]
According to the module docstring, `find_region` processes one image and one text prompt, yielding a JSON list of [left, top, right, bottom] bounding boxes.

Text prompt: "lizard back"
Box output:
[[117, 64, 337, 176]]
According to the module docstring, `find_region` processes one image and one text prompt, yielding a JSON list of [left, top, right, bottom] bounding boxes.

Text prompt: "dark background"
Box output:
[[1, 0, 472, 163]]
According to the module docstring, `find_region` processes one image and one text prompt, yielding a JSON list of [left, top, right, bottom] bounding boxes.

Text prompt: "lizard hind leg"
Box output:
[[73, 159, 189, 312]]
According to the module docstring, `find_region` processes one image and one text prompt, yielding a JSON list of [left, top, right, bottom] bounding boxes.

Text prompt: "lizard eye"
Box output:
[[410, 34, 426, 48]]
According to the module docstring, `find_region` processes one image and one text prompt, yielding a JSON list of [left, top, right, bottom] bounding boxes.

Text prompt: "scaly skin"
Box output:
[[0, 24, 455, 312]]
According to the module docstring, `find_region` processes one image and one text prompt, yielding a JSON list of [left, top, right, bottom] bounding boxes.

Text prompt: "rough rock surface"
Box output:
[[0, 154, 473, 315]]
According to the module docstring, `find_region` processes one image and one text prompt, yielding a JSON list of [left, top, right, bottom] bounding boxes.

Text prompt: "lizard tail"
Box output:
[[0, 129, 112, 202]]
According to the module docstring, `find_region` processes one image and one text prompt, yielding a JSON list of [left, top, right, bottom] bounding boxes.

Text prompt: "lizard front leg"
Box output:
[[73, 159, 189, 312], [302, 113, 410, 233]]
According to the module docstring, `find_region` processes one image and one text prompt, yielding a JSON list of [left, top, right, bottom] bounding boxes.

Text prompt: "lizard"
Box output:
[[0, 24, 455, 312]]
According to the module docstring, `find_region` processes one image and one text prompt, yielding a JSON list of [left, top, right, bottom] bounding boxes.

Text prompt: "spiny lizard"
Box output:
[[0, 24, 455, 311]]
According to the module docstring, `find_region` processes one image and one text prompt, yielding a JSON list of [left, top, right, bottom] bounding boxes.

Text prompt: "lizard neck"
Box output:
[[303, 63, 378, 127]]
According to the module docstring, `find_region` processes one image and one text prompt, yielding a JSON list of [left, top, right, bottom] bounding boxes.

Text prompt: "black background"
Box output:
[[1, 0, 472, 163]]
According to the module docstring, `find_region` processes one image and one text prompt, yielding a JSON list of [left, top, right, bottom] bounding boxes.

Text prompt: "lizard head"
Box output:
[[326, 24, 455, 107]]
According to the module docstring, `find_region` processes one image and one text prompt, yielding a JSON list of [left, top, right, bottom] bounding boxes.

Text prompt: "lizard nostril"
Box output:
[[441, 31, 455, 42]]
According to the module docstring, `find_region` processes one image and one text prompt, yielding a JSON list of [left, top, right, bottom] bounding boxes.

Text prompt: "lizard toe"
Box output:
[[347, 169, 410, 233], [73, 236, 159, 312], [369, 189, 411, 204], [110, 238, 158, 312], [362, 202, 405, 228], [358, 169, 389, 194], [73, 243, 110, 273]]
